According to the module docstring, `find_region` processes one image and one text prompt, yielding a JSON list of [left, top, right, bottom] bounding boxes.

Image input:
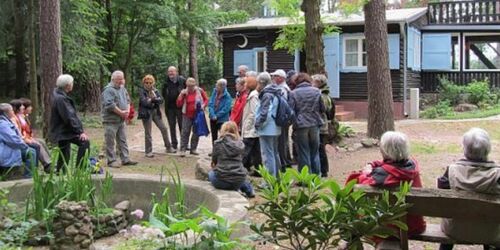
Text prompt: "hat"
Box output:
[[270, 69, 286, 78]]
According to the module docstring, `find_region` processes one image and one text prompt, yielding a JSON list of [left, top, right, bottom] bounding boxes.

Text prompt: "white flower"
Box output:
[[130, 209, 144, 220]]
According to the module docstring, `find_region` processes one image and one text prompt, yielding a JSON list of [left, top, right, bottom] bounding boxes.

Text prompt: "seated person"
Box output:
[[437, 128, 500, 250], [0, 103, 37, 178], [208, 121, 255, 198], [346, 131, 426, 236]]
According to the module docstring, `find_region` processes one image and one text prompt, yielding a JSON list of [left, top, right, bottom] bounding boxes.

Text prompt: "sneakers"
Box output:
[[166, 147, 176, 154], [122, 160, 138, 166], [145, 152, 154, 158], [190, 150, 199, 156]]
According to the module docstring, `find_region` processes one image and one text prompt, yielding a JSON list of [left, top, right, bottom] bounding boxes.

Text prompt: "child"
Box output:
[[208, 121, 255, 198]]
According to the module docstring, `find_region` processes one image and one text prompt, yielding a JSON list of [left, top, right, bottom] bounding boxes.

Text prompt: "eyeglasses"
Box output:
[[144, 82, 154, 84]]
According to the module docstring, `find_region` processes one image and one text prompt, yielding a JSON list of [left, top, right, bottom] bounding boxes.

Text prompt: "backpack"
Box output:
[[324, 96, 339, 144], [272, 92, 295, 127]]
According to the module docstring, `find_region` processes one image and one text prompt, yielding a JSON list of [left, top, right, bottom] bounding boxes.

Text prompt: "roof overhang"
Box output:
[[217, 7, 427, 32], [421, 25, 500, 31]]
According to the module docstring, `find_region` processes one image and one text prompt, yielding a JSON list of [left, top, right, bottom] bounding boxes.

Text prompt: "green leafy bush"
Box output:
[[465, 80, 491, 105], [438, 77, 465, 106], [250, 167, 410, 250], [421, 100, 453, 119]]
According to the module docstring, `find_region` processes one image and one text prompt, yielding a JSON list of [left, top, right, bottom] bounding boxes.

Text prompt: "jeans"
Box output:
[[166, 107, 182, 149], [295, 126, 320, 175], [104, 122, 130, 164], [242, 137, 262, 171], [319, 134, 329, 177], [21, 146, 37, 177], [208, 171, 254, 196], [57, 137, 90, 171], [180, 116, 199, 152], [278, 125, 292, 171], [210, 120, 222, 145], [259, 136, 281, 177], [142, 110, 172, 154]]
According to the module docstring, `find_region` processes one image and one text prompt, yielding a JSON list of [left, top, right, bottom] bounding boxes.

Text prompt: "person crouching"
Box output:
[[208, 121, 255, 198]]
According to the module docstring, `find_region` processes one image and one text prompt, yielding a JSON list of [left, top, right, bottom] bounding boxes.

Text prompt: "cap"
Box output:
[[270, 69, 286, 78]]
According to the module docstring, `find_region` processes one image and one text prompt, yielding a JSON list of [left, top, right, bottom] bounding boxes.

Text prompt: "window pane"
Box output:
[[451, 36, 460, 70], [362, 52, 367, 66], [465, 35, 500, 70], [257, 51, 265, 72], [346, 39, 358, 53], [346, 54, 358, 67], [362, 39, 366, 52]]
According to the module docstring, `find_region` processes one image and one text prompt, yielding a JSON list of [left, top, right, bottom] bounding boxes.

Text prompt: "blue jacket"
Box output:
[[0, 115, 28, 167], [208, 88, 233, 124], [289, 82, 324, 129], [255, 84, 281, 136]]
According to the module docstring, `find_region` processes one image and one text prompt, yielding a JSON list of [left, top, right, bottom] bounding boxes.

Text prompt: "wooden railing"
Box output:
[[421, 71, 500, 92], [428, 0, 500, 24]]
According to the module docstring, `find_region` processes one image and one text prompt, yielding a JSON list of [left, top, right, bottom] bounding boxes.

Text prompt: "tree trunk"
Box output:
[[39, 0, 62, 138], [364, 0, 395, 138], [187, 0, 198, 81], [301, 0, 325, 75], [28, 0, 40, 127], [82, 79, 101, 113], [13, 0, 28, 97]]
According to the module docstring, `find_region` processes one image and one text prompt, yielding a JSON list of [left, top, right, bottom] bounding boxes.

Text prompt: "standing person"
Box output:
[[208, 121, 255, 198], [176, 77, 209, 157], [101, 70, 137, 168], [437, 128, 500, 250], [229, 77, 247, 129], [241, 75, 262, 172], [0, 103, 36, 177], [255, 72, 281, 177], [288, 73, 324, 175], [236, 65, 248, 82], [49, 74, 90, 171], [162, 66, 186, 150], [271, 69, 292, 172], [138, 74, 175, 158], [312, 74, 332, 177], [208, 79, 232, 145]]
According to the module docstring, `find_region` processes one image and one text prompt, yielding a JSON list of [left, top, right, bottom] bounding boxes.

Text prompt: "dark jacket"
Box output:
[[212, 134, 248, 186], [162, 76, 186, 110], [288, 82, 324, 129], [137, 87, 164, 120], [49, 88, 84, 142], [255, 84, 282, 136]]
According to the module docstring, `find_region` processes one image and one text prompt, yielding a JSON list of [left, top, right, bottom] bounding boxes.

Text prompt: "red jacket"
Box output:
[[229, 90, 248, 128], [346, 159, 426, 237], [176, 88, 208, 119]]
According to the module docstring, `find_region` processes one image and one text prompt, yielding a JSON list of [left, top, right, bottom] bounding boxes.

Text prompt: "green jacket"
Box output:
[[319, 84, 333, 135]]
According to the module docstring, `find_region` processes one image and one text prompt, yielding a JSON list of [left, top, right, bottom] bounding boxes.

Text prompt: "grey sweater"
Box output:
[[101, 82, 130, 123]]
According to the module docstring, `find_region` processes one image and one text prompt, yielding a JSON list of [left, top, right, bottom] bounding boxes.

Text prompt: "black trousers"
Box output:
[[278, 125, 292, 172], [166, 107, 183, 149], [242, 138, 262, 171], [57, 137, 90, 171], [319, 134, 329, 177], [210, 120, 222, 145]]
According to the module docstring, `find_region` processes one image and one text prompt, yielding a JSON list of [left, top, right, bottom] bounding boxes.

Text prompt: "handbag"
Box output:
[[194, 103, 209, 137]]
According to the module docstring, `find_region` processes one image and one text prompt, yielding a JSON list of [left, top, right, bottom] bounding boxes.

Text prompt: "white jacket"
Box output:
[[241, 90, 259, 138]]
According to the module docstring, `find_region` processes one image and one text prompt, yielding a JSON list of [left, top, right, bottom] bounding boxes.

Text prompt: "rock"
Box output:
[[114, 200, 130, 211], [65, 225, 79, 236], [79, 224, 93, 236], [454, 103, 478, 112], [347, 143, 363, 152], [61, 212, 74, 220], [73, 234, 87, 243], [81, 239, 92, 248], [361, 138, 378, 148], [112, 209, 123, 217], [195, 159, 211, 181]]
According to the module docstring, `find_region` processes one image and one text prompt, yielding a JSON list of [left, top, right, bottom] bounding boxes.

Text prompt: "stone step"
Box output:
[[335, 105, 345, 112], [335, 111, 355, 121]]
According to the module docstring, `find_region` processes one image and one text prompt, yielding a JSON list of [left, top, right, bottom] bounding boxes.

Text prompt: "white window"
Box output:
[[343, 37, 366, 68], [255, 49, 267, 72], [451, 34, 460, 70], [463, 34, 500, 71], [413, 33, 421, 69]]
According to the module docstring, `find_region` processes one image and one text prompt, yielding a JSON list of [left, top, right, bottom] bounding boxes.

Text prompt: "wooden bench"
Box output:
[[356, 185, 500, 250]]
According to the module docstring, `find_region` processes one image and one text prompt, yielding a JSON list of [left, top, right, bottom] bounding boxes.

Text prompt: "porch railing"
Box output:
[[421, 71, 500, 92], [428, 0, 500, 25]]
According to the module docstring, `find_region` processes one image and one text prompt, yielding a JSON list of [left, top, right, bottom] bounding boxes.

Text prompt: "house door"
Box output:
[[323, 34, 340, 98]]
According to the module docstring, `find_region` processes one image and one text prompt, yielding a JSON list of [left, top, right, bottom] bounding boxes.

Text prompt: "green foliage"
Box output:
[[465, 79, 494, 105], [438, 77, 465, 106], [420, 100, 453, 119], [337, 124, 355, 139], [251, 167, 411, 250]]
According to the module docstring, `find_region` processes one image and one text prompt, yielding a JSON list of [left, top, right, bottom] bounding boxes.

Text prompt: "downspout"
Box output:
[[400, 22, 408, 117]]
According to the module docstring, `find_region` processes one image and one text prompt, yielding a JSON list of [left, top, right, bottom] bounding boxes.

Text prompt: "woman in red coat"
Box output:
[[346, 131, 426, 237]]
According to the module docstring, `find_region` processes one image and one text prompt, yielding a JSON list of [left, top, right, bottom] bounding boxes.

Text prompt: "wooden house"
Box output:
[[216, 0, 500, 119]]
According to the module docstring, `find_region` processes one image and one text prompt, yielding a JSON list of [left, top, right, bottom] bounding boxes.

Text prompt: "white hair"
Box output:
[[111, 70, 124, 82], [256, 72, 272, 87], [380, 131, 410, 162], [217, 78, 227, 89], [168, 66, 178, 72], [312, 74, 328, 87], [0, 103, 12, 116], [246, 71, 258, 77], [56, 74, 74, 89], [238, 65, 249, 72], [462, 127, 490, 162]]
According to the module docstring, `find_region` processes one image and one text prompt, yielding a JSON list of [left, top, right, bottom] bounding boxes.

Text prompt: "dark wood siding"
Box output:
[[421, 71, 500, 92], [340, 71, 404, 101]]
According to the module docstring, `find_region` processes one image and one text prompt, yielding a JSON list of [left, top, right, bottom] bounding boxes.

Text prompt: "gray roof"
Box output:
[[421, 25, 500, 31], [218, 7, 427, 32]]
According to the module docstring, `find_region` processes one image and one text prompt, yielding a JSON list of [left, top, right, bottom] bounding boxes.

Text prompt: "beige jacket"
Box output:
[[241, 90, 259, 138], [441, 160, 500, 245]]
